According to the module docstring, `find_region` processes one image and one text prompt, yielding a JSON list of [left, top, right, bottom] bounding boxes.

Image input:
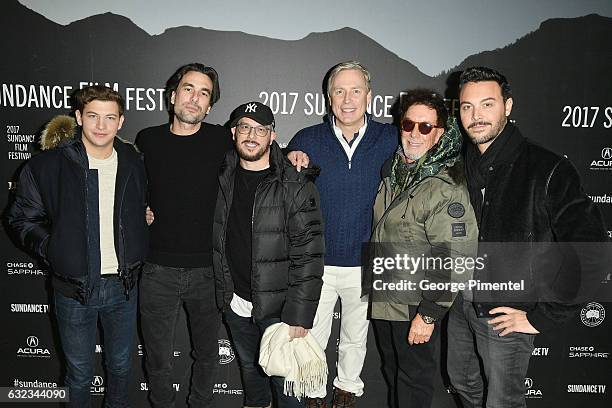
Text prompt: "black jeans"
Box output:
[[224, 309, 304, 408], [447, 293, 535, 408], [140, 263, 221, 408], [371, 318, 439, 408]]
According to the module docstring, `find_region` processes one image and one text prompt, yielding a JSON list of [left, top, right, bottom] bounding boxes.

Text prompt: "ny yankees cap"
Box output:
[[229, 101, 275, 128]]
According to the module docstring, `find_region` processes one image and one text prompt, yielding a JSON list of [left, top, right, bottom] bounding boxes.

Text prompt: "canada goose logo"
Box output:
[[581, 302, 605, 327], [245, 103, 257, 113]]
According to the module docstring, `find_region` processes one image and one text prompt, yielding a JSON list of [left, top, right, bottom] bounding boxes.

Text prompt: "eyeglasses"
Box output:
[[236, 122, 271, 138], [401, 119, 442, 135]]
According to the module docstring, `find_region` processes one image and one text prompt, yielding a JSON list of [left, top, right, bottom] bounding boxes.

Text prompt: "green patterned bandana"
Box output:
[[390, 116, 463, 196]]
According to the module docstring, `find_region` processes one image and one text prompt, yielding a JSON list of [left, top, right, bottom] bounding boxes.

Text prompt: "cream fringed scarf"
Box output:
[[258, 322, 328, 400]]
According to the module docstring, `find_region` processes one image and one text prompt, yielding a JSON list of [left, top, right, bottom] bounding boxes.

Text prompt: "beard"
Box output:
[[237, 140, 270, 162], [467, 116, 507, 145], [403, 149, 424, 162], [173, 103, 206, 125]]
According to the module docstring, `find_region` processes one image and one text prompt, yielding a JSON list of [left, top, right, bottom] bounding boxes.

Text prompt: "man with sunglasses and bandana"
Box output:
[[286, 61, 397, 407], [367, 89, 477, 408]]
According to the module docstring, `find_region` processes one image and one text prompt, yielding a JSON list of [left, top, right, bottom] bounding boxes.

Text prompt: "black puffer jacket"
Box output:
[[212, 142, 325, 328], [7, 116, 148, 304]]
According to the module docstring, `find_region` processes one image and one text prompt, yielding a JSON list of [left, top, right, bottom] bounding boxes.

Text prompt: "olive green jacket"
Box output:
[[368, 162, 478, 321]]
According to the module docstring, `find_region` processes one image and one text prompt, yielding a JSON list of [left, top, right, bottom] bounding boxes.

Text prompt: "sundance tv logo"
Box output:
[[580, 302, 605, 327], [91, 375, 105, 395], [16, 336, 51, 358], [532, 347, 549, 357], [524, 377, 543, 399], [590, 147, 612, 170], [7, 261, 45, 277], [567, 384, 607, 394], [218, 339, 235, 365], [10, 303, 49, 313], [140, 382, 180, 392]]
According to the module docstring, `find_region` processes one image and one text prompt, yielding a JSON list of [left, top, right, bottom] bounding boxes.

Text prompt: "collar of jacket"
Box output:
[[324, 112, 371, 135]]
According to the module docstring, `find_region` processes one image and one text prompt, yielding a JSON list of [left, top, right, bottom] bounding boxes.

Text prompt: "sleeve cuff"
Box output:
[[418, 299, 448, 321]]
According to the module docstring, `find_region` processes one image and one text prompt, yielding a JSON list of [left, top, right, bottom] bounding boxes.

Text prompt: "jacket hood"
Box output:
[[40, 115, 77, 151]]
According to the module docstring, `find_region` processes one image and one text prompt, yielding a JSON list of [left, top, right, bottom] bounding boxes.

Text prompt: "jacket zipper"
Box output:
[[118, 171, 132, 299], [83, 166, 90, 304], [327, 121, 356, 170], [250, 174, 275, 309]]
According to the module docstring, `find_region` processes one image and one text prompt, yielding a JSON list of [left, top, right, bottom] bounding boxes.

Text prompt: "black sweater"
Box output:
[[136, 123, 233, 267]]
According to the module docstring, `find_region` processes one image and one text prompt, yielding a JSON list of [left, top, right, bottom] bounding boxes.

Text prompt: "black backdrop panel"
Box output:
[[1, 1, 611, 407]]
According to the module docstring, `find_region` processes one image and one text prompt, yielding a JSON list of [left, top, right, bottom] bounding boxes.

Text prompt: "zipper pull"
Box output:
[[348, 160, 352, 170]]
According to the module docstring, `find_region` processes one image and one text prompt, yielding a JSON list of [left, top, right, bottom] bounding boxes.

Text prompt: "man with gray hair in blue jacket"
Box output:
[[286, 61, 397, 408]]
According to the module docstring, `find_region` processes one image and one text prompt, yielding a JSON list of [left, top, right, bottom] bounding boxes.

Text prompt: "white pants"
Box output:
[[309, 265, 369, 397]]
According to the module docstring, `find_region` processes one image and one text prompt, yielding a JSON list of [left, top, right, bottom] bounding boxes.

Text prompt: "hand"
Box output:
[[288, 325, 308, 339], [408, 313, 435, 345], [146, 206, 154, 226], [487, 307, 540, 336], [287, 150, 309, 172]]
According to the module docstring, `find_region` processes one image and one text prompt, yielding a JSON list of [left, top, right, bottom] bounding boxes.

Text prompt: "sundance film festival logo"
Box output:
[[16, 335, 51, 358], [218, 339, 235, 364], [525, 377, 543, 399], [7, 261, 45, 276], [580, 302, 605, 327], [91, 375, 105, 395], [590, 147, 612, 170]]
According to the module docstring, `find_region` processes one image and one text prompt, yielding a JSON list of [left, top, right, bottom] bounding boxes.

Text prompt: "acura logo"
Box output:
[[92, 376, 104, 387], [602, 147, 612, 160], [26, 336, 39, 347], [525, 378, 533, 389]]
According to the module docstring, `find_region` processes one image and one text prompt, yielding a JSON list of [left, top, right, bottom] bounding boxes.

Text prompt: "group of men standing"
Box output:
[[7, 59, 607, 408]]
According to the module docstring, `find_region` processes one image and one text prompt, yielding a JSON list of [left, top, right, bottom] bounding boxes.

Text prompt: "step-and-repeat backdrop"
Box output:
[[1, 1, 610, 407]]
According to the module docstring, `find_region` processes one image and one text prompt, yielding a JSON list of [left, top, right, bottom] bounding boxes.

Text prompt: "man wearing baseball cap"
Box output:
[[212, 102, 325, 408]]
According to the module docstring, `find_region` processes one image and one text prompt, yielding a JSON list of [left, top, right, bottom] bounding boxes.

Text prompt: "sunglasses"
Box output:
[[401, 119, 442, 135]]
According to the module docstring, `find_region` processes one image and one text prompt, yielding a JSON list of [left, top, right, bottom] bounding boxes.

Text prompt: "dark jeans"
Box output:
[[140, 263, 221, 408], [371, 318, 439, 408], [447, 293, 535, 408], [54, 275, 137, 408], [224, 309, 304, 408]]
